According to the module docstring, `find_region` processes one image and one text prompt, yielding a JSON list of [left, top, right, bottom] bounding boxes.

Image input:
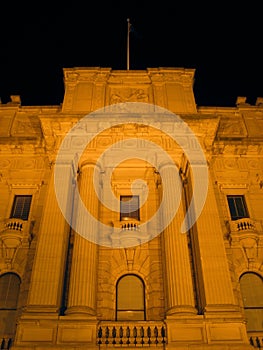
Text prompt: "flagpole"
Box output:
[[127, 18, 130, 70]]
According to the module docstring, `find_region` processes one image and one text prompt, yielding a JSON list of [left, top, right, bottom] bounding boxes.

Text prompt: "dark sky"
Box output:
[[0, 1, 262, 107]]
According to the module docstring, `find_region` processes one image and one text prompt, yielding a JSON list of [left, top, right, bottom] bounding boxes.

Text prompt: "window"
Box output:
[[227, 195, 249, 220], [116, 274, 145, 320], [240, 273, 263, 331], [0, 273, 21, 337], [0, 273, 21, 310], [120, 195, 140, 221], [10, 195, 32, 220]]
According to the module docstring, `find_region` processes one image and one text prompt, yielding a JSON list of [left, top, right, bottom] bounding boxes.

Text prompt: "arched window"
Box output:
[[0, 273, 21, 337], [116, 274, 145, 320], [240, 272, 263, 331]]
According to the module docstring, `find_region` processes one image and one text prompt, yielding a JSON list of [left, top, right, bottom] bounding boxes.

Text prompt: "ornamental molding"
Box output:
[[213, 143, 263, 156], [7, 182, 43, 192], [218, 182, 249, 191], [0, 157, 47, 170]]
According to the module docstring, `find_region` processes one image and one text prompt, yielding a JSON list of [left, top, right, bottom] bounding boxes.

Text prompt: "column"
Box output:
[[26, 162, 74, 312], [160, 163, 197, 316], [193, 173, 239, 314], [66, 161, 100, 316]]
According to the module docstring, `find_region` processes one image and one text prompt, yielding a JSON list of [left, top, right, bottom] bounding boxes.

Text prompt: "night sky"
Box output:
[[0, 1, 262, 107]]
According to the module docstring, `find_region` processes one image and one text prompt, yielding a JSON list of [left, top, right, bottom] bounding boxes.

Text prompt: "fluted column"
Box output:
[[160, 164, 197, 316], [193, 174, 238, 314], [26, 162, 74, 312], [66, 162, 100, 316]]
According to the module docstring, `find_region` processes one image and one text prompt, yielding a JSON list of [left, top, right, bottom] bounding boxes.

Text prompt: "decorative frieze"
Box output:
[[108, 87, 149, 104]]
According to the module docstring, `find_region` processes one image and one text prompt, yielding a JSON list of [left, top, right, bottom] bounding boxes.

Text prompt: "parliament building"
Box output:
[[0, 67, 262, 349]]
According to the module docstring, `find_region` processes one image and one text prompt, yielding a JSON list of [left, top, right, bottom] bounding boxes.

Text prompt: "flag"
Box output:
[[128, 19, 140, 37], [126, 19, 141, 70], [127, 18, 132, 33]]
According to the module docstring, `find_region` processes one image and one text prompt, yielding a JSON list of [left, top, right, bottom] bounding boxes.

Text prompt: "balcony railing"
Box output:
[[97, 322, 166, 347], [0, 219, 31, 261], [0, 337, 12, 349], [120, 221, 140, 231], [249, 332, 263, 348], [110, 219, 152, 246], [229, 218, 262, 233], [0, 218, 29, 234]]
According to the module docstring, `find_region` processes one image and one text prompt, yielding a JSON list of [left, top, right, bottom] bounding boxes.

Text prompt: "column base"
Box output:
[[65, 305, 96, 317], [204, 304, 244, 319], [166, 305, 198, 316]]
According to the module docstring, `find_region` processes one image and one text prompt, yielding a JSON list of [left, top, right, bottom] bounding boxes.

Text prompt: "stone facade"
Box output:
[[0, 67, 262, 349]]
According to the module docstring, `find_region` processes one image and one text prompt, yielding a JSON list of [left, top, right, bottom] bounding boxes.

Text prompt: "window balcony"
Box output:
[[225, 218, 262, 251], [110, 219, 151, 247], [119, 219, 140, 231], [0, 218, 28, 245], [229, 218, 262, 233], [0, 219, 32, 262], [225, 218, 262, 239]]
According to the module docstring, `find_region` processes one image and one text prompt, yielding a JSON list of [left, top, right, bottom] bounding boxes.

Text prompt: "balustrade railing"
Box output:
[[229, 218, 262, 233], [249, 332, 263, 348], [0, 218, 31, 253], [97, 322, 166, 347], [5, 220, 23, 231], [121, 221, 140, 231], [0, 218, 29, 234], [0, 337, 12, 349]]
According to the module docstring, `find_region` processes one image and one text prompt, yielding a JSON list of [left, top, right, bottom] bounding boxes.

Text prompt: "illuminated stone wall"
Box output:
[[0, 68, 262, 349]]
